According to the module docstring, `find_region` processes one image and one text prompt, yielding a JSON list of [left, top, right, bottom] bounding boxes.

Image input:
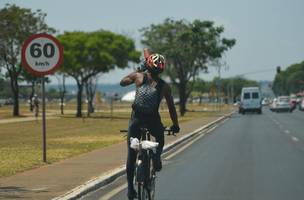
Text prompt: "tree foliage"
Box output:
[[273, 61, 304, 95], [141, 18, 235, 115], [0, 76, 12, 98], [58, 30, 140, 117], [0, 4, 54, 116], [190, 77, 259, 100]]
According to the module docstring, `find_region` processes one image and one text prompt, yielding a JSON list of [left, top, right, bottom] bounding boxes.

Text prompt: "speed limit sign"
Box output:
[[21, 33, 63, 76], [21, 34, 63, 162]]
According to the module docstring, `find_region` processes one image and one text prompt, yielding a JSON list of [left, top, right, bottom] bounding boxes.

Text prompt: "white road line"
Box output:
[[164, 124, 220, 160], [291, 136, 299, 142], [206, 126, 217, 133], [284, 130, 290, 134], [98, 183, 127, 200]]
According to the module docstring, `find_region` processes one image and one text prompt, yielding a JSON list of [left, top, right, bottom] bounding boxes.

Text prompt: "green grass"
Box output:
[[0, 103, 233, 177]]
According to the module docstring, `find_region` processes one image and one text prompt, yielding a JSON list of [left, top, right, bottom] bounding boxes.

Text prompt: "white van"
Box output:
[[239, 87, 262, 114]]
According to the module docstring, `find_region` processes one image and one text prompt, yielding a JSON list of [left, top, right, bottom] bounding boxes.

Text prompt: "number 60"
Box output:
[[30, 43, 55, 58]]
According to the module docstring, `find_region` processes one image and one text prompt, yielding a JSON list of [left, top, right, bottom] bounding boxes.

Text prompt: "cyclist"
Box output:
[[120, 53, 180, 199], [32, 94, 39, 118]]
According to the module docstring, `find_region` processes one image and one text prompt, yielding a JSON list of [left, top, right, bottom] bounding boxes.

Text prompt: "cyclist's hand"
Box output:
[[170, 124, 180, 134]]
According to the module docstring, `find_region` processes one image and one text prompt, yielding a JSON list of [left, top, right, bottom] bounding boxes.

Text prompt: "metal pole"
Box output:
[[110, 97, 113, 120], [217, 66, 221, 111], [42, 77, 47, 162], [231, 78, 234, 103]]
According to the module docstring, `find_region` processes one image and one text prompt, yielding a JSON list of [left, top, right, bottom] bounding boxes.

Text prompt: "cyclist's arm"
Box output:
[[164, 84, 179, 127], [120, 72, 138, 87]]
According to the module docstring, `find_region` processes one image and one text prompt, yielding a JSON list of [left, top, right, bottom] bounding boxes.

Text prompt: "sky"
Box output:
[[1, 0, 304, 84]]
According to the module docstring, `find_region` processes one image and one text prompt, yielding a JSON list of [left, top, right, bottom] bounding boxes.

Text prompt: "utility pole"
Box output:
[[216, 65, 221, 111]]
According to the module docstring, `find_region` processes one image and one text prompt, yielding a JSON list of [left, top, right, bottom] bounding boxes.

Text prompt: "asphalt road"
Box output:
[[82, 108, 304, 200]]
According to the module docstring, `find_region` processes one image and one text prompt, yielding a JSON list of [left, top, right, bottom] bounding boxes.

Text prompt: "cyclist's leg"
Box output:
[[148, 120, 164, 171], [126, 114, 141, 198]]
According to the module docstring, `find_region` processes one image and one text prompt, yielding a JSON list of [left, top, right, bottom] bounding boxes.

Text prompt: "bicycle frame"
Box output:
[[120, 127, 173, 200], [135, 127, 156, 200]]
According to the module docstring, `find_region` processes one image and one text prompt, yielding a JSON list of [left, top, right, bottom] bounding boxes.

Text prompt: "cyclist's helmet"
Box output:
[[146, 53, 165, 74]]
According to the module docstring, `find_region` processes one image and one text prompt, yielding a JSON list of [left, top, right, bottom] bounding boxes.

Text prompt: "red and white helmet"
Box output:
[[147, 53, 165, 73]]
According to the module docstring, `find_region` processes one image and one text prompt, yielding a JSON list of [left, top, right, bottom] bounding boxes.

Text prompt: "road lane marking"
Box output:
[[164, 132, 207, 160], [98, 183, 127, 200], [291, 136, 299, 142], [164, 124, 220, 160], [284, 130, 290, 134]]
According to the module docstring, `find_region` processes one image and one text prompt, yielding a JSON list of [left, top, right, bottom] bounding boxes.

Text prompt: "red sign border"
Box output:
[[21, 33, 63, 77]]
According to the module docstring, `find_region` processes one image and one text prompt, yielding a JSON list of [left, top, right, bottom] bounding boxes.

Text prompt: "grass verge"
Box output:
[[0, 104, 233, 177]]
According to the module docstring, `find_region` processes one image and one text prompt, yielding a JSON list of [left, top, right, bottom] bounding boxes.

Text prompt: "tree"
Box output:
[[273, 61, 304, 95], [0, 76, 12, 98], [85, 76, 98, 116], [58, 30, 140, 117], [190, 77, 259, 103], [141, 18, 235, 116], [214, 77, 259, 101], [55, 73, 67, 115], [20, 70, 50, 111], [0, 4, 55, 116]]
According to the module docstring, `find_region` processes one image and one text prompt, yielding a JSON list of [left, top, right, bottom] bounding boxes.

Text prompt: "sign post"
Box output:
[[21, 33, 63, 162]]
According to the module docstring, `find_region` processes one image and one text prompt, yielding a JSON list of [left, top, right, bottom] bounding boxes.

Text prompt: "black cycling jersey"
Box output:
[[132, 73, 165, 116]]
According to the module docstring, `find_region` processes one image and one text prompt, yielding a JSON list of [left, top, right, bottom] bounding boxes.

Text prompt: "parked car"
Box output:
[[270, 98, 277, 111], [239, 87, 262, 114], [289, 98, 297, 112], [261, 98, 270, 106], [299, 98, 304, 111], [273, 96, 292, 112]]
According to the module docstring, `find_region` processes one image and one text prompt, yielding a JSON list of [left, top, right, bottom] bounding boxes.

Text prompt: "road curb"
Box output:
[[52, 111, 235, 200]]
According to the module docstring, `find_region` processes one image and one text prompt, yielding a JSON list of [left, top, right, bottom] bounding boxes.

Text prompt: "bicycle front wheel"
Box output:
[[138, 183, 148, 200], [148, 157, 156, 200]]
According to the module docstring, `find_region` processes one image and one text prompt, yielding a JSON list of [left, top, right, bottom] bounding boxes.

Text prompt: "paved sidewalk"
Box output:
[[0, 112, 230, 200], [0, 116, 58, 124], [0, 112, 59, 124]]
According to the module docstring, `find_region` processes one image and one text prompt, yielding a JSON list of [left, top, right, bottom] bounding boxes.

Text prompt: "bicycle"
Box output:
[[121, 126, 174, 200]]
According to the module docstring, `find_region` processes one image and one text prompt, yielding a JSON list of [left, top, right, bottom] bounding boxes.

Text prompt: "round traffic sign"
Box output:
[[21, 34, 63, 76]]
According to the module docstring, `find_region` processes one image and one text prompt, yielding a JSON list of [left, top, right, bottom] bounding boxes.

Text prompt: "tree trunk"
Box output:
[[29, 81, 35, 112], [60, 77, 66, 115], [10, 77, 20, 116], [60, 97, 64, 115], [58, 74, 66, 115], [85, 79, 96, 117], [76, 82, 83, 117], [87, 100, 94, 117], [178, 83, 187, 116]]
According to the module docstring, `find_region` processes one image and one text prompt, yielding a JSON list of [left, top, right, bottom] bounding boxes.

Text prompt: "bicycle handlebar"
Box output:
[[120, 129, 176, 136]]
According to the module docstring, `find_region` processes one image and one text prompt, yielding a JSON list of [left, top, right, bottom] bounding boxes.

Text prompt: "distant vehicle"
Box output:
[[299, 98, 304, 111], [239, 87, 262, 114], [289, 98, 297, 111], [261, 98, 269, 106], [0, 99, 5, 106], [0, 98, 13, 106], [272, 96, 292, 112], [296, 97, 302, 104], [4, 98, 13, 105], [234, 101, 240, 106], [270, 98, 277, 111]]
